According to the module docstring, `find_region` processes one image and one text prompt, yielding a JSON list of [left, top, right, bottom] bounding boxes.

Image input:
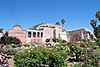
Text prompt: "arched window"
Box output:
[[41, 32, 43, 37], [33, 32, 36, 37], [37, 32, 40, 37], [28, 32, 31, 37]]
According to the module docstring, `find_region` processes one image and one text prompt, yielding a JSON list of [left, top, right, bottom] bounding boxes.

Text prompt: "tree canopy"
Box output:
[[61, 18, 65, 24], [0, 32, 21, 44], [29, 23, 45, 30], [55, 22, 60, 25], [91, 11, 100, 38], [0, 28, 3, 33], [96, 11, 100, 21]]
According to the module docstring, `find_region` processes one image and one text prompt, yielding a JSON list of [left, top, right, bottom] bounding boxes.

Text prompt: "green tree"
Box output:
[[95, 38, 100, 46], [29, 23, 45, 30], [1, 32, 21, 45], [61, 18, 65, 27], [91, 11, 100, 38], [96, 11, 100, 21], [55, 22, 60, 25], [0, 28, 3, 33], [90, 20, 97, 29]]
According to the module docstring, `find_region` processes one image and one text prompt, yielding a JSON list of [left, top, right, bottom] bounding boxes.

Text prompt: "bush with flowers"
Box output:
[[0, 53, 9, 67], [14, 45, 68, 67]]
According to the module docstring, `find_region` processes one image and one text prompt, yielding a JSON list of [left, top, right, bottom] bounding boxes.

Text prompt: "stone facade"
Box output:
[[7, 24, 96, 45], [0, 33, 3, 38], [26, 30, 44, 44], [7, 24, 70, 44], [37, 24, 70, 42], [7, 25, 27, 44], [68, 28, 96, 42]]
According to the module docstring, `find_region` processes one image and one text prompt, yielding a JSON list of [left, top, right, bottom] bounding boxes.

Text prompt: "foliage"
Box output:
[[54, 44, 69, 54], [62, 40, 66, 43], [55, 22, 60, 25], [52, 38, 57, 42], [73, 63, 81, 67], [29, 23, 45, 30], [90, 11, 100, 38], [23, 44, 30, 47], [68, 42, 82, 61], [67, 42, 100, 67], [1, 34, 21, 45], [45, 38, 50, 42], [17, 44, 22, 47], [10, 44, 17, 48], [96, 11, 100, 21], [82, 53, 100, 67], [0, 45, 11, 54], [61, 18, 65, 27], [0, 53, 8, 66], [7, 49, 18, 55], [14, 46, 68, 67], [61, 18, 65, 24], [0, 28, 3, 33], [96, 38, 100, 46], [93, 47, 100, 54], [52, 38, 66, 43]]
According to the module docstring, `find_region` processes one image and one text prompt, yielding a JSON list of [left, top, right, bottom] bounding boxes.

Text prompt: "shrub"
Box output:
[[1, 35, 21, 45], [14, 46, 67, 67], [45, 39, 50, 42], [52, 38, 57, 42], [23, 44, 29, 47], [62, 40, 66, 43], [96, 38, 100, 46], [17, 44, 22, 47], [68, 42, 82, 62], [82, 53, 100, 67], [7, 49, 18, 55], [52, 38, 66, 43], [10, 44, 16, 48]]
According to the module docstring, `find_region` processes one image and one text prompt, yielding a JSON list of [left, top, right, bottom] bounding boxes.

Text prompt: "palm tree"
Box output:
[[61, 19, 65, 28], [96, 11, 100, 21], [90, 20, 97, 29], [90, 11, 100, 38]]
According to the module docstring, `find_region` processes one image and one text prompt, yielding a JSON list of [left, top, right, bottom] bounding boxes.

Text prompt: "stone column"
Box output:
[[81, 30, 84, 39], [36, 32, 37, 38], [39, 32, 41, 38], [87, 32, 90, 39], [31, 31, 33, 38]]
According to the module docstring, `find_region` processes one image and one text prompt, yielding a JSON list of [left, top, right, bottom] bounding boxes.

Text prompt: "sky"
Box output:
[[0, 0, 100, 32]]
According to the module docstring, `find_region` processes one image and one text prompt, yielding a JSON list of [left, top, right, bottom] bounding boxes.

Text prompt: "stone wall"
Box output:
[[69, 28, 96, 42], [7, 25, 27, 44]]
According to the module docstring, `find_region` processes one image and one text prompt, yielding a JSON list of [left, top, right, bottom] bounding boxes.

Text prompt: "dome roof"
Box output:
[[12, 24, 22, 30]]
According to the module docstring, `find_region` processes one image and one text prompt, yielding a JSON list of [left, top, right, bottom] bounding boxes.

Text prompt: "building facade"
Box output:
[[7, 24, 69, 44], [26, 30, 44, 44], [7, 24, 96, 45], [7, 25, 27, 44], [68, 28, 96, 42], [0, 33, 3, 38]]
